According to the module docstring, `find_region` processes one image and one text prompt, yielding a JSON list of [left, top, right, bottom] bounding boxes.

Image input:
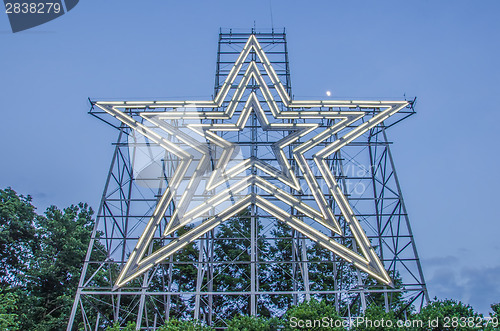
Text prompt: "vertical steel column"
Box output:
[[368, 132, 389, 312], [194, 240, 205, 319], [334, 138, 367, 312], [300, 238, 311, 301], [250, 102, 258, 316], [67, 127, 128, 330], [382, 130, 430, 303]]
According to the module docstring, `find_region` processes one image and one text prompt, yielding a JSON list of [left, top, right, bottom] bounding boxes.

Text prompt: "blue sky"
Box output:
[[1, 0, 499, 314]]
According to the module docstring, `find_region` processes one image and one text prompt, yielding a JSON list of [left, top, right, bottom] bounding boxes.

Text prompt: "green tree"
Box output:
[[156, 319, 213, 331], [212, 209, 271, 321], [24, 203, 96, 330], [361, 270, 409, 313], [266, 221, 294, 312], [143, 224, 201, 321], [284, 298, 344, 330], [226, 314, 281, 331], [0, 188, 38, 287], [413, 298, 483, 331], [0, 290, 20, 330], [354, 304, 399, 331], [486, 303, 500, 331], [106, 321, 137, 331], [0, 188, 106, 330], [491, 303, 500, 318], [169, 225, 200, 318], [306, 229, 359, 313]]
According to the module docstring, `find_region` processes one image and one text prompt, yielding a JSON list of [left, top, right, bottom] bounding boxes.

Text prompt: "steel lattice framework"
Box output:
[[68, 29, 429, 330]]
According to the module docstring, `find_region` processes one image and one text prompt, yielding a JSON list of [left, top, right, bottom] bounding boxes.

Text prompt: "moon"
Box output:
[[326, 90, 331, 96]]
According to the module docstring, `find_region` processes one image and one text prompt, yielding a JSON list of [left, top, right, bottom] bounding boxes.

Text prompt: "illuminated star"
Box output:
[[95, 35, 407, 288]]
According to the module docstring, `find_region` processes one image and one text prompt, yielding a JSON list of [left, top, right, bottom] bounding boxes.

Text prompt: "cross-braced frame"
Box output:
[[67, 29, 428, 330]]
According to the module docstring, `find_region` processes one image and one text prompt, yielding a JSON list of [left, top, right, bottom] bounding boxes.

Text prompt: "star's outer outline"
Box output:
[[95, 35, 408, 288]]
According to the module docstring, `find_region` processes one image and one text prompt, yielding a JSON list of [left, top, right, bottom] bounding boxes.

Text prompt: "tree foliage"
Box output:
[[354, 304, 399, 331], [284, 298, 343, 331], [26, 203, 95, 330], [2, 187, 499, 330], [0, 188, 38, 287], [156, 319, 213, 331], [487, 303, 500, 331], [0, 290, 20, 330], [0, 187, 96, 330], [104, 319, 214, 331], [212, 209, 271, 320], [106, 321, 137, 331], [226, 314, 281, 331], [413, 298, 483, 331]]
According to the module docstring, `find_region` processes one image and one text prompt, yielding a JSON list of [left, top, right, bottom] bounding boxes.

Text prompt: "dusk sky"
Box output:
[[1, 1, 499, 314]]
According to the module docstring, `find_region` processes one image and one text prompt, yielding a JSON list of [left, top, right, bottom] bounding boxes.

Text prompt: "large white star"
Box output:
[[95, 35, 408, 288]]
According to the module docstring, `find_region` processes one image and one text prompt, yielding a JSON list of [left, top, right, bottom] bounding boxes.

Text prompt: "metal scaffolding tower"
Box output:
[[68, 29, 428, 330]]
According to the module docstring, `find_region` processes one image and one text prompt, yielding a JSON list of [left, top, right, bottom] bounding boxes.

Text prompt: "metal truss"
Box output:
[[68, 29, 428, 330]]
